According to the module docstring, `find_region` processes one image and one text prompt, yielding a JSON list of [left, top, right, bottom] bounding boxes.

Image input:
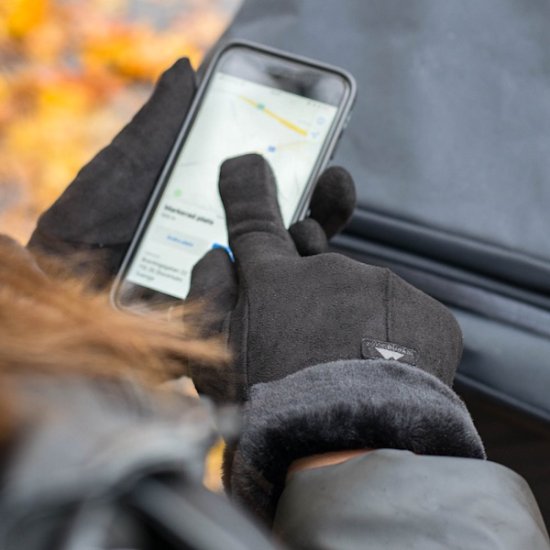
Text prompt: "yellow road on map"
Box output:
[[239, 95, 308, 137]]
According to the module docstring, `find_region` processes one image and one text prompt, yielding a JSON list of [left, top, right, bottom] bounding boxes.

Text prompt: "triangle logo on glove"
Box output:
[[361, 338, 418, 366], [375, 347, 404, 361]]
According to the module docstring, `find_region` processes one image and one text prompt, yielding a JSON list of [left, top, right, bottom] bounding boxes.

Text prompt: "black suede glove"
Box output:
[[188, 154, 485, 523], [28, 59, 197, 281], [186, 163, 356, 383], [189, 153, 463, 402]]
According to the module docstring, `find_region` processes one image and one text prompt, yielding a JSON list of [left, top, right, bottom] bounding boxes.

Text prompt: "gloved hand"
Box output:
[[188, 154, 485, 523], [27, 59, 355, 283], [28, 59, 197, 281], [188, 153, 462, 402], [186, 162, 356, 381]]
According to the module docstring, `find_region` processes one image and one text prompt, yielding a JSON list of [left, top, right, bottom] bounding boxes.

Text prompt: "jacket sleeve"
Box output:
[[273, 449, 550, 550]]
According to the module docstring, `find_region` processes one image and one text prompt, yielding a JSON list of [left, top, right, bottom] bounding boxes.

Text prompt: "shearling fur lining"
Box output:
[[226, 359, 485, 524]]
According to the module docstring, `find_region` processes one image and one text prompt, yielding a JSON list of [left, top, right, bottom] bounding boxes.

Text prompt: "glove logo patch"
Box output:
[[361, 339, 417, 366]]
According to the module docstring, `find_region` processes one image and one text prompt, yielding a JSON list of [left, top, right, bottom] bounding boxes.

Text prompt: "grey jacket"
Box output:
[[0, 378, 548, 550], [276, 450, 550, 549]]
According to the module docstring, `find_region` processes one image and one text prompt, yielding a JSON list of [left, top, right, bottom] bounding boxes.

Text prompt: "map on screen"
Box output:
[[127, 72, 338, 299]]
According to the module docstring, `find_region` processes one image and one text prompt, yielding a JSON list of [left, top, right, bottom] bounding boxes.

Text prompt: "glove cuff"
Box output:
[[226, 359, 485, 524]]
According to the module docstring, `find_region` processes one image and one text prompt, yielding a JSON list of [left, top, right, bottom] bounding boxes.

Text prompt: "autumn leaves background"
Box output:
[[1, 0, 242, 491], [0, 0, 240, 242]]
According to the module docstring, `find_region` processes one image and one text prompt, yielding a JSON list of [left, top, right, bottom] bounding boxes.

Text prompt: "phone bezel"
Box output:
[[111, 39, 357, 312]]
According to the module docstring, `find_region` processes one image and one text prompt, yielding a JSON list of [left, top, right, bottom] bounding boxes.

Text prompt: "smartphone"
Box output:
[[112, 40, 356, 313]]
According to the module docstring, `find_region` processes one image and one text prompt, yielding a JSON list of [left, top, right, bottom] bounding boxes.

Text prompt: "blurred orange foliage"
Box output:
[[0, 0, 237, 491], [0, 0, 239, 242]]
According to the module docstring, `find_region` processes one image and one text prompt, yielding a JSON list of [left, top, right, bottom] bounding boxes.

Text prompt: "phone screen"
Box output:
[[117, 45, 353, 305]]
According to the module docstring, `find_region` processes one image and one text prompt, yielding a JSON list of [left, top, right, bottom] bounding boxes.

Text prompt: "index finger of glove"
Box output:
[[219, 154, 298, 264]]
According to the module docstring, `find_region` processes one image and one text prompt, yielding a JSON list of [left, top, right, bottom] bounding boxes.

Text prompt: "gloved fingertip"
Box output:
[[218, 154, 296, 260], [218, 153, 270, 196], [111, 57, 197, 165], [219, 155, 264, 247], [156, 57, 196, 90], [310, 166, 357, 238], [289, 218, 328, 256]]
